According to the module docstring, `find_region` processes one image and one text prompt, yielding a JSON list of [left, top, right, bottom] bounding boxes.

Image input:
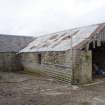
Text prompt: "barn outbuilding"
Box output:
[[0, 35, 34, 72], [20, 23, 105, 84]]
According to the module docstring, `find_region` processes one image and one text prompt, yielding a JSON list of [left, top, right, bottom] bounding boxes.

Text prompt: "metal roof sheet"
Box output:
[[20, 23, 105, 52]]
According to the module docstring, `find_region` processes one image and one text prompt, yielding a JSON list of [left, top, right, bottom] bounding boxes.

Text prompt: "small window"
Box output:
[[38, 53, 41, 64]]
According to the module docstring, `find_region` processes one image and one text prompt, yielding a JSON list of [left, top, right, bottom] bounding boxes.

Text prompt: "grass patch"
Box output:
[[22, 69, 44, 77]]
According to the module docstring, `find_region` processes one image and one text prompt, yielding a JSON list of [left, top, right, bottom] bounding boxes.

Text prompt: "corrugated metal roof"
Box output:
[[0, 35, 34, 52], [20, 23, 105, 52]]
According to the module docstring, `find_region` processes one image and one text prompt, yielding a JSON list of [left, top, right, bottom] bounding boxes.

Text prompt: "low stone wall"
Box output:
[[0, 52, 23, 72]]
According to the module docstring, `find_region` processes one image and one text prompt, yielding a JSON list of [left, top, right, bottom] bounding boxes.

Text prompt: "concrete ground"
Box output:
[[0, 72, 105, 105]]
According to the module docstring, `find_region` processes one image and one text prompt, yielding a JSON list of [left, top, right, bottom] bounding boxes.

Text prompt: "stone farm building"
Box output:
[[20, 23, 105, 84], [0, 34, 34, 71]]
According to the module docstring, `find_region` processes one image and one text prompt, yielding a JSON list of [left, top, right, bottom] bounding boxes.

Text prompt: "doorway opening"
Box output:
[[90, 42, 105, 79], [38, 53, 42, 64]]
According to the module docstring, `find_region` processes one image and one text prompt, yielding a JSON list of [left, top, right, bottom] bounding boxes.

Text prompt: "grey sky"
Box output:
[[0, 0, 105, 36]]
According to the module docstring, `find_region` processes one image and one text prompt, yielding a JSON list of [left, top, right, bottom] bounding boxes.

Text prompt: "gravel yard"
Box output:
[[0, 72, 105, 105]]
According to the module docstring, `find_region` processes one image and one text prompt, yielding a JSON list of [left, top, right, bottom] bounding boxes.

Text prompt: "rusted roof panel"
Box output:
[[20, 23, 105, 52]]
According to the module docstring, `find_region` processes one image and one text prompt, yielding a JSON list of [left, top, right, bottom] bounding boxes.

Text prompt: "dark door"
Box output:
[[38, 53, 41, 64]]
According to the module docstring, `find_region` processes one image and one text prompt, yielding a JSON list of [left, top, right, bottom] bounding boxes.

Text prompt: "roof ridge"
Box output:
[[0, 34, 34, 38]]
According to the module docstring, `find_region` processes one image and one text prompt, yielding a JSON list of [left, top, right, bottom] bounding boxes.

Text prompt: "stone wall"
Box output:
[[41, 51, 66, 65], [79, 51, 92, 84], [20, 50, 92, 84], [72, 50, 92, 84], [0, 52, 23, 72], [20, 52, 72, 83], [20, 51, 83, 83]]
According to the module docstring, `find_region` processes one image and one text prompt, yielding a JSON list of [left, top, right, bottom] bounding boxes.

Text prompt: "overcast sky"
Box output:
[[0, 0, 105, 36]]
